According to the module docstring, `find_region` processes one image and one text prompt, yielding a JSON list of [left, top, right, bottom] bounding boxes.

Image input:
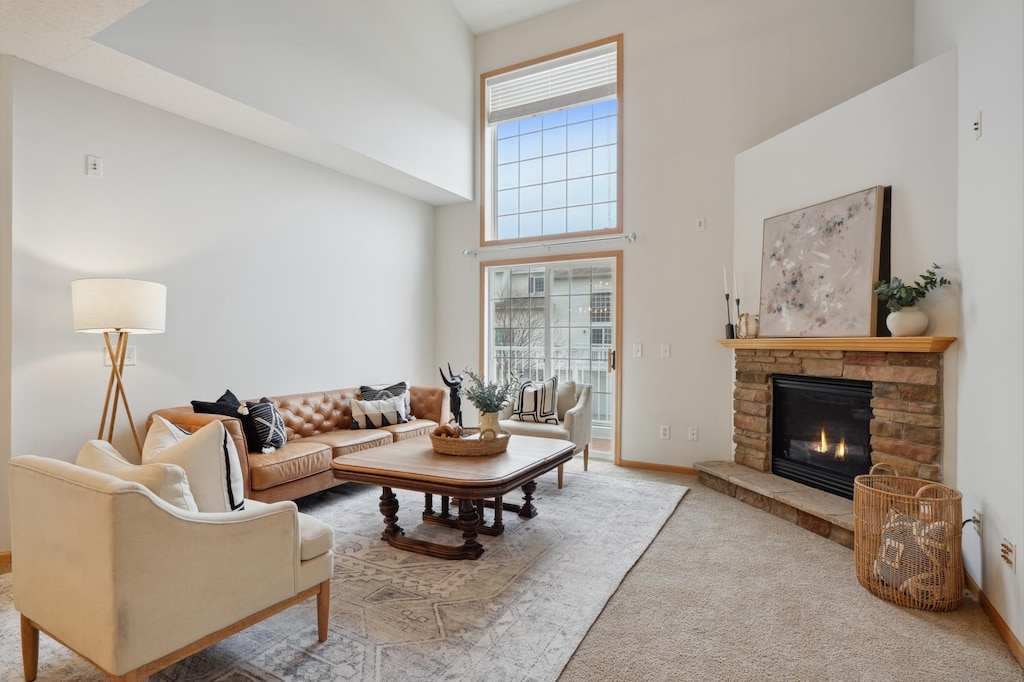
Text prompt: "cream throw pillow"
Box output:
[[143, 416, 245, 512], [556, 380, 577, 421], [76, 439, 198, 512]]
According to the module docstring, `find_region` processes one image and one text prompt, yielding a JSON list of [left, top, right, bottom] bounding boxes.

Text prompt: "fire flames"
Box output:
[[814, 428, 847, 460]]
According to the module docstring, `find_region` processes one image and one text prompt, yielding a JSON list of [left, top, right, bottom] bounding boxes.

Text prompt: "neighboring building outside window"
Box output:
[[590, 291, 611, 323], [590, 327, 613, 347], [481, 36, 622, 245]]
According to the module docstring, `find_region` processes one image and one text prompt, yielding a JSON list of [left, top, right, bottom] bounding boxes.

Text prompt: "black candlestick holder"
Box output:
[[724, 294, 735, 339]]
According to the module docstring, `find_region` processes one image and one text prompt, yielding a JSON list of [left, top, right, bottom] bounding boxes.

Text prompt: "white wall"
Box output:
[[435, 0, 915, 466], [92, 0, 475, 200], [916, 0, 1024, 642], [733, 51, 958, 472], [0, 57, 13, 557], [0, 58, 438, 551]]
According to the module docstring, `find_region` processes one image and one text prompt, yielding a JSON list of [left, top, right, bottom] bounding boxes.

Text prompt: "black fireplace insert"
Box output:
[[771, 374, 873, 499]]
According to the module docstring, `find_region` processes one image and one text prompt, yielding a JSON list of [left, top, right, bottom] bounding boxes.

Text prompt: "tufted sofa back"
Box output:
[[272, 390, 356, 441], [270, 386, 447, 442]]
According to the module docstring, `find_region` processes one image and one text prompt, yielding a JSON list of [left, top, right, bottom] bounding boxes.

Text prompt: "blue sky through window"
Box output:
[[495, 100, 617, 241]]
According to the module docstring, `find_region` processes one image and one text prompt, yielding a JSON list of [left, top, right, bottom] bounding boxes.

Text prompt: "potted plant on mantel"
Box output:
[[874, 263, 951, 337], [461, 369, 517, 439]]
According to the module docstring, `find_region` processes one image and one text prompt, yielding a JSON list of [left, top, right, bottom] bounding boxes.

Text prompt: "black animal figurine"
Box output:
[[439, 364, 463, 426]]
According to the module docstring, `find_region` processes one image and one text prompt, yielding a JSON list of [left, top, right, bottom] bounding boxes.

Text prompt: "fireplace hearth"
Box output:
[[708, 336, 953, 547], [771, 375, 872, 499]]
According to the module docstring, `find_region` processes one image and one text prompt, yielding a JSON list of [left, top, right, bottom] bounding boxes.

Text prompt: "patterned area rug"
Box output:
[[0, 472, 686, 682]]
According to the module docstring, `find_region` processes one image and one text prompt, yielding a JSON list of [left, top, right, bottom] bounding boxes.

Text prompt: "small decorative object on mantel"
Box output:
[[723, 266, 735, 339], [874, 264, 951, 337], [737, 313, 759, 339]]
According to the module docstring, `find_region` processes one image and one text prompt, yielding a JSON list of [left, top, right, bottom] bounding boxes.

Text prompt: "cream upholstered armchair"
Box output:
[[498, 381, 593, 488], [9, 453, 334, 682]]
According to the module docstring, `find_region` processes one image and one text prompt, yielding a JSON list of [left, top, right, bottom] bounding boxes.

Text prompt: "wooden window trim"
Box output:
[[479, 35, 624, 247]]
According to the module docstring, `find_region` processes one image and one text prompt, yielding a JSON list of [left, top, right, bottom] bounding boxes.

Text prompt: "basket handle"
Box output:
[[916, 483, 954, 499], [869, 463, 898, 476]]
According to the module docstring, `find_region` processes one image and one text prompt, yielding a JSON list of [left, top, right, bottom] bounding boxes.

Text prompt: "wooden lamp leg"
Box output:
[[100, 331, 143, 456]]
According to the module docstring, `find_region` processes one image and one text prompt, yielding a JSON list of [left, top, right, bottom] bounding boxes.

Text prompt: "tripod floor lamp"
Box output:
[[72, 278, 166, 456]]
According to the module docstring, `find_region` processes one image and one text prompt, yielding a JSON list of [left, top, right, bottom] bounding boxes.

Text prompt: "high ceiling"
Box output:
[[450, 0, 583, 34], [0, 0, 584, 204]]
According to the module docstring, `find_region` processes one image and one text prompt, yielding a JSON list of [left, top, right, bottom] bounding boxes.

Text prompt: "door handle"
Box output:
[[607, 349, 616, 372]]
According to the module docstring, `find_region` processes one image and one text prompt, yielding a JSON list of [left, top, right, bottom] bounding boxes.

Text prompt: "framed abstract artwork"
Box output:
[[758, 186, 890, 338]]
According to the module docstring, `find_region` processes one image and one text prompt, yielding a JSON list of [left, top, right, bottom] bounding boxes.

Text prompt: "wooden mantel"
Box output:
[[717, 336, 956, 353]]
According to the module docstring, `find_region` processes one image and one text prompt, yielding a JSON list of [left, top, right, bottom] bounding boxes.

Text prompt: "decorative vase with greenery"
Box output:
[[461, 369, 517, 438], [874, 263, 951, 337]]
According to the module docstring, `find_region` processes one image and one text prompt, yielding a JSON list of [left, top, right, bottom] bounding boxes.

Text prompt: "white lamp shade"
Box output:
[[72, 278, 166, 334]]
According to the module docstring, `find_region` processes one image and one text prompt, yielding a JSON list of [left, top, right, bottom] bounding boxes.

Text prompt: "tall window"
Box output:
[[481, 36, 622, 244]]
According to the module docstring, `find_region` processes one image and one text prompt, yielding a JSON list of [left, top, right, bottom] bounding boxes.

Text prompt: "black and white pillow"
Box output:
[[192, 389, 262, 453], [361, 381, 412, 420], [350, 396, 408, 429], [244, 398, 287, 453], [512, 377, 559, 424]]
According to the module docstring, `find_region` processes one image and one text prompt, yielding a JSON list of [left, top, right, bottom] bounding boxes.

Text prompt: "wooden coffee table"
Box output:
[[330, 435, 574, 560]]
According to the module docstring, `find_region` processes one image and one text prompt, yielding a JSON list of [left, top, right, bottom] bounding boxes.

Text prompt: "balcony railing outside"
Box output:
[[493, 345, 612, 428]]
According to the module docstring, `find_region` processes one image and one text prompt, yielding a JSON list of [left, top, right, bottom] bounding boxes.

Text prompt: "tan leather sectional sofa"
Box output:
[[148, 385, 449, 503]]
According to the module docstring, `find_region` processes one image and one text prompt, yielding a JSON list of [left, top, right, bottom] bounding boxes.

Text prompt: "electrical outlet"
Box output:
[[688, 427, 698, 441], [971, 509, 982, 536], [695, 217, 705, 231], [1001, 538, 1016, 572], [86, 154, 103, 177], [103, 346, 136, 367], [659, 425, 670, 439], [973, 111, 982, 140]]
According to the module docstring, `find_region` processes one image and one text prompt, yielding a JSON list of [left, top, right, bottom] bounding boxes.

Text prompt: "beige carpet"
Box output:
[[560, 459, 1023, 681], [0, 468, 686, 681]]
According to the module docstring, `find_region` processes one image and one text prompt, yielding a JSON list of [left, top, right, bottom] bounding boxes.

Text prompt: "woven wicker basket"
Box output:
[[853, 465, 963, 611], [430, 428, 510, 456]]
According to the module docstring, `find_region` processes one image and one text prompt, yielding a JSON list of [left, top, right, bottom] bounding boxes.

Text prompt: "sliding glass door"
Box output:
[[483, 255, 618, 457]]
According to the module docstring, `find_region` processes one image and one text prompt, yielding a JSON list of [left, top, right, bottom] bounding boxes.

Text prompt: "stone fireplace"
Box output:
[[697, 336, 954, 548], [731, 342, 949, 484]]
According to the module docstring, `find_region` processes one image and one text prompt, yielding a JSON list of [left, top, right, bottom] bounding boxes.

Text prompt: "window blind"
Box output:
[[486, 41, 617, 125]]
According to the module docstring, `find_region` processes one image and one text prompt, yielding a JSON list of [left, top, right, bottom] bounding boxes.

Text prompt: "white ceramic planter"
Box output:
[[479, 411, 500, 440], [886, 308, 929, 337]]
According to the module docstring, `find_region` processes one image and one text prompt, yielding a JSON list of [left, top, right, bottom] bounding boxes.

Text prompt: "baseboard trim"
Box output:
[[617, 459, 698, 476], [0, 552, 10, 574], [965, 571, 1024, 669]]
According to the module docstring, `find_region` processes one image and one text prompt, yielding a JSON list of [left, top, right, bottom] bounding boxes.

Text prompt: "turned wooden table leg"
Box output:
[[492, 495, 505, 533], [457, 497, 482, 555], [379, 487, 404, 539], [519, 481, 539, 518]]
